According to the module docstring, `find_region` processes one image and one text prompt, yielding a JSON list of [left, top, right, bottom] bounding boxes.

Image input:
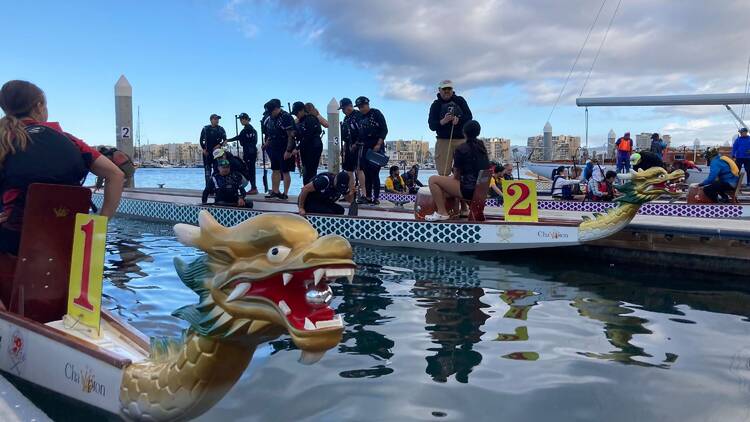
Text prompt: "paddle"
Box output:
[[262, 148, 269, 193], [348, 144, 362, 216]]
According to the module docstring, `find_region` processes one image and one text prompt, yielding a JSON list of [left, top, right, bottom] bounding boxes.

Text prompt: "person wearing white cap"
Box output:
[[428, 80, 473, 176]]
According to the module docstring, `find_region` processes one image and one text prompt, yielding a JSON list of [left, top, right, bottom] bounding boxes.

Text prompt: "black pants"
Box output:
[[201, 154, 215, 203], [364, 162, 381, 200], [304, 193, 344, 215], [702, 181, 733, 202], [301, 145, 323, 185], [737, 158, 750, 185], [243, 150, 257, 190]]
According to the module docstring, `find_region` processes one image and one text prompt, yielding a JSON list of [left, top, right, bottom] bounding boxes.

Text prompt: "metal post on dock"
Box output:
[[115, 75, 135, 187], [327, 97, 341, 173]]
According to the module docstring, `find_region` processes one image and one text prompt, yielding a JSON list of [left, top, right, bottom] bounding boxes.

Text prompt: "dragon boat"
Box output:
[[0, 184, 356, 420], [102, 167, 687, 251]]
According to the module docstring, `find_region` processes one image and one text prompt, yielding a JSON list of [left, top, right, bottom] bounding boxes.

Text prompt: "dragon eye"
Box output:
[[267, 246, 291, 263]]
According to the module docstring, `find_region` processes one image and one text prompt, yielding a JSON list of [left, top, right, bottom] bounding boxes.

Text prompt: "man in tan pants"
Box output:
[[428, 80, 473, 175]]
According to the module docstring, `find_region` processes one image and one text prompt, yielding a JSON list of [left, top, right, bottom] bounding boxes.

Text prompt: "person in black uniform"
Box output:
[[298, 171, 352, 216], [292, 101, 323, 184], [226, 112, 258, 195], [212, 159, 251, 208], [629, 151, 665, 171], [339, 97, 362, 196], [262, 99, 296, 200], [426, 120, 489, 221], [403, 165, 424, 194], [355, 96, 388, 205], [200, 113, 227, 203]]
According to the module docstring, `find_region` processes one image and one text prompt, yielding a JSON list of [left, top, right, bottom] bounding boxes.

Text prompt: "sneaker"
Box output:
[[425, 212, 450, 222], [371, 199, 381, 206], [279, 193, 289, 200], [265, 192, 278, 199], [356, 197, 369, 205], [248, 188, 259, 195]]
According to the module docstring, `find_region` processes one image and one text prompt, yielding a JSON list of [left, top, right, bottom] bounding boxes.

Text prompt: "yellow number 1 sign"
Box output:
[[501, 180, 539, 223], [67, 213, 108, 336]]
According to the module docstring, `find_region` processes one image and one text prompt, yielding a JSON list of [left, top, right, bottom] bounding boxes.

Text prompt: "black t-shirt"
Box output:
[[264, 111, 296, 151], [453, 141, 490, 197], [212, 172, 246, 203], [296, 114, 323, 151], [200, 125, 227, 152], [633, 151, 664, 171], [311, 172, 341, 202], [228, 124, 258, 157], [356, 108, 388, 148], [341, 110, 361, 146]]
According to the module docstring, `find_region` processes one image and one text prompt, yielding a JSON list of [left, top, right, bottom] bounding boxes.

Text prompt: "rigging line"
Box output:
[[741, 55, 750, 120], [546, 0, 608, 123], [580, 0, 622, 97]]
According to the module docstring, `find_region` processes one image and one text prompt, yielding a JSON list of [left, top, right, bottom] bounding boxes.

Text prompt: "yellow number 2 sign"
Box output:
[[501, 180, 539, 223], [67, 213, 108, 336]]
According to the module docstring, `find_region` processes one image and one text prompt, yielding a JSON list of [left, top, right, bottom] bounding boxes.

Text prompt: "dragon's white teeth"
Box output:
[[314, 269, 325, 285], [226, 282, 251, 302], [283, 273, 293, 286], [304, 318, 316, 330], [278, 300, 291, 315], [315, 315, 344, 329], [322, 268, 355, 282]]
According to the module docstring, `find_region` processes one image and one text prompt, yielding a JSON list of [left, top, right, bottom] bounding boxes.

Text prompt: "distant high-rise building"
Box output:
[[385, 139, 430, 165], [481, 137, 511, 163], [608, 129, 616, 157], [527, 134, 581, 161]]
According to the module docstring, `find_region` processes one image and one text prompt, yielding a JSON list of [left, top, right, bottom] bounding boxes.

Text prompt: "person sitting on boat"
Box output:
[[403, 164, 423, 194], [550, 166, 580, 200], [263, 99, 296, 200], [199, 113, 227, 204], [580, 159, 594, 184], [489, 163, 514, 200], [385, 166, 407, 194], [425, 120, 489, 221], [212, 159, 251, 208], [0, 80, 124, 254], [630, 151, 664, 171], [95, 146, 135, 190], [292, 101, 323, 185], [669, 159, 701, 181], [225, 112, 259, 195], [615, 132, 633, 172], [732, 127, 750, 187], [650, 133, 668, 157], [695, 147, 739, 203], [587, 168, 617, 201], [298, 171, 352, 216]]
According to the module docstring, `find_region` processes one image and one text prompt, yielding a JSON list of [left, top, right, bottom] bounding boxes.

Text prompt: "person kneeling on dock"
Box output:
[[212, 159, 251, 208], [425, 120, 489, 221], [695, 147, 739, 203], [630, 151, 664, 171], [298, 171, 352, 216]]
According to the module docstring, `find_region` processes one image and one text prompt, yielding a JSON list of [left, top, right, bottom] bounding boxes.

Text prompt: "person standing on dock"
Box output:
[[732, 127, 750, 187], [226, 112, 258, 195], [199, 114, 227, 203], [615, 132, 633, 173], [649, 133, 668, 157], [292, 101, 324, 185], [697, 148, 739, 203], [428, 80, 473, 176], [339, 98, 361, 196], [355, 96, 388, 205], [263, 99, 296, 200]]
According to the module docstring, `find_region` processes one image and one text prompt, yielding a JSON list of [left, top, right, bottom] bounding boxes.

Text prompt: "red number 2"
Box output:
[[73, 220, 94, 311], [507, 183, 531, 216]]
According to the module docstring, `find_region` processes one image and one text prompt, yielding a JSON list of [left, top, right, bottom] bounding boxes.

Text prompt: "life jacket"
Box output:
[[720, 156, 740, 177], [617, 137, 632, 152], [2, 124, 88, 230], [390, 175, 405, 191]]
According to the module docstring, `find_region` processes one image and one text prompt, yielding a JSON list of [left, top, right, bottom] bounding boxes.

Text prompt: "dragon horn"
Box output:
[[174, 223, 200, 246], [198, 210, 224, 233]]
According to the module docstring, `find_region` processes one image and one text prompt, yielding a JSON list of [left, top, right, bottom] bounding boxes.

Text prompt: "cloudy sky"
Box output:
[[3, 0, 750, 148]]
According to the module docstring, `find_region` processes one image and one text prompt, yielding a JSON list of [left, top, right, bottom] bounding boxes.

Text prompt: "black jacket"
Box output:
[[199, 125, 227, 152], [428, 93, 473, 139], [296, 114, 323, 152], [341, 110, 361, 147], [357, 108, 388, 148], [212, 171, 246, 203], [227, 123, 258, 158], [633, 151, 664, 171]]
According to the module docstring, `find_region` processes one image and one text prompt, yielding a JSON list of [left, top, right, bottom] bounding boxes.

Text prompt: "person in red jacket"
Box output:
[[0, 80, 124, 254]]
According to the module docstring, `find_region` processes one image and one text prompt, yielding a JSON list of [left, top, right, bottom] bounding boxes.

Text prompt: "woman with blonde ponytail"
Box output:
[[0, 80, 124, 254]]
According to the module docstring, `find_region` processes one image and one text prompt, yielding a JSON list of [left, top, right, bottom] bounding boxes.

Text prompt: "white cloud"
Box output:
[[220, 0, 258, 38]]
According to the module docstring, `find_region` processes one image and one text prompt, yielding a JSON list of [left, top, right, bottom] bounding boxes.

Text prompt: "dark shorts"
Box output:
[[461, 188, 475, 201], [342, 145, 359, 172], [268, 148, 295, 172]]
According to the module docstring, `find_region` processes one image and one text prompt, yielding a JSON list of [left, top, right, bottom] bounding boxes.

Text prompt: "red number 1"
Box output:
[[73, 220, 94, 311], [508, 183, 532, 216]]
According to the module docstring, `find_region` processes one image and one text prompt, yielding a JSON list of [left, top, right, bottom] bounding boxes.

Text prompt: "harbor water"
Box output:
[[14, 217, 750, 421]]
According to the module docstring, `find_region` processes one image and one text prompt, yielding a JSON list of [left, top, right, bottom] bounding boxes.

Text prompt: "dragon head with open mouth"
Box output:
[[172, 211, 355, 361], [616, 166, 685, 204]]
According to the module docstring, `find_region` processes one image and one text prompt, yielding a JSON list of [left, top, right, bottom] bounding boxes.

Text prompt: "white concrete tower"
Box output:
[[543, 121, 553, 161], [115, 75, 134, 187], [608, 129, 616, 158], [327, 98, 341, 173]]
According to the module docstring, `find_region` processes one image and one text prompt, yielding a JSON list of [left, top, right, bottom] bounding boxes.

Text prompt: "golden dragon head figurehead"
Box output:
[[616, 167, 685, 204], [172, 211, 354, 362]]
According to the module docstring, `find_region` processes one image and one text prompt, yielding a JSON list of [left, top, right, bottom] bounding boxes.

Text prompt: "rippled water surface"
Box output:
[[30, 218, 750, 421]]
